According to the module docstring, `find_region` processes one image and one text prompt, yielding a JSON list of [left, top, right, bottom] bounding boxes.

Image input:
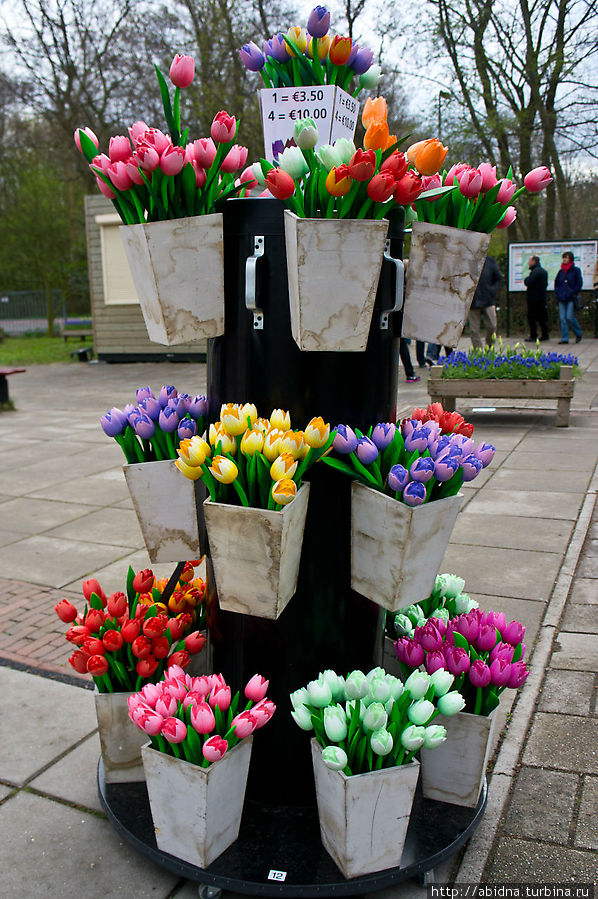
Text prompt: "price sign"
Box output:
[[259, 86, 359, 162]]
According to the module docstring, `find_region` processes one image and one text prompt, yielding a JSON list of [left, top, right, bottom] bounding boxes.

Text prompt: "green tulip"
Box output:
[[407, 698, 435, 726], [345, 670, 368, 700], [290, 687, 309, 709], [363, 701, 387, 731], [333, 138, 356, 165], [294, 117, 319, 150], [307, 678, 332, 708], [437, 691, 466, 716], [405, 670, 431, 700], [291, 704, 313, 731], [371, 727, 394, 756], [324, 705, 348, 742], [400, 724, 426, 751], [423, 724, 447, 749], [322, 745, 348, 771], [429, 669, 454, 697]]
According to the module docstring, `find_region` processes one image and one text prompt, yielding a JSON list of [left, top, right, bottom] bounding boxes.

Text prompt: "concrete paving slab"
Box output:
[[522, 712, 598, 773], [489, 467, 593, 494], [0, 667, 97, 786], [30, 473, 130, 507], [450, 513, 573, 553], [29, 732, 103, 813], [537, 669, 596, 715], [0, 528, 20, 547], [61, 552, 177, 595], [551, 631, 598, 671], [575, 775, 598, 850], [441, 544, 561, 601], [569, 577, 598, 604], [464, 488, 584, 520], [560, 602, 598, 634], [0, 452, 114, 497], [45, 507, 144, 549], [581, 537, 598, 556], [502, 766, 579, 842], [516, 435, 596, 453], [469, 593, 543, 645], [0, 790, 179, 899], [0, 784, 16, 800], [502, 450, 589, 470], [576, 554, 598, 577], [0, 497, 95, 535], [487, 836, 597, 881], [113, 497, 134, 510], [0, 535, 126, 589]]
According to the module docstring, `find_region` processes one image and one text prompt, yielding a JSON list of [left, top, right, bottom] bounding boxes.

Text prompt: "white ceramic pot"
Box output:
[[142, 737, 252, 868], [284, 211, 388, 352], [203, 484, 310, 620], [123, 459, 204, 564], [120, 214, 225, 346], [420, 710, 495, 807], [95, 691, 146, 783], [350, 482, 463, 611], [402, 222, 491, 346], [311, 739, 419, 878]]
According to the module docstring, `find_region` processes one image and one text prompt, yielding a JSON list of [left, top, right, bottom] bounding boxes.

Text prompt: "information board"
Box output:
[[508, 240, 597, 292]]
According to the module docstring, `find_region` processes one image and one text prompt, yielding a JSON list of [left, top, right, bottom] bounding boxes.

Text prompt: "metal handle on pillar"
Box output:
[[245, 235, 265, 329], [380, 239, 404, 330]]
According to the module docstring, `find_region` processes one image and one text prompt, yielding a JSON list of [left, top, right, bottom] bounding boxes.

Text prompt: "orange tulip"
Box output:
[[407, 138, 449, 176], [328, 36, 352, 66], [325, 165, 352, 197], [362, 97, 387, 129], [363, 120, 390, 151]]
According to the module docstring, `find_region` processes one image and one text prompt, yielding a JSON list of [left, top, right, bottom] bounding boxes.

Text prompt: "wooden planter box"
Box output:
[[428, 364, 574, 427]]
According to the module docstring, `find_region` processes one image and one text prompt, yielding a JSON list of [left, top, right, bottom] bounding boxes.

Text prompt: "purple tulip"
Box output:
[[123, 402, 137, 422], [410, 456, 435, 483], [159, 385, 177, 408], [177, 393, 192, 412], [469, 659, 491, 688], [100, 407, 128, 437], [159, 405, 179, 432], [167, 396, 187, 417], [490, 641, 514, 664], [371, 422, 396, 450], [133, 412, 155, 440], [394, 638, 424, 668], [403, 481, 426, 506], [126, 405, 141, 427], [189, 394, 208, 419], [430, 434, 455, 460], [139, 396, 161, 421], [307, 5, 331, 37], [333, 424, 358, 454], [135, 386, 154, 403], [239, 41, 265, 71], [388, 464, 409, 492], [425, 419, 441, 440], [508, 661, 529, 689], [502, 619, 525, 646], [434, 454, 460, 482], [473, 442, 496, 468], [489, 657, 511, 687], [454, 613, 479, 644], [355, 435, 379, 464], [265, 33, 289, 64], [461, 454, 483, 481], [404, 426, 431, 453], [350, 46, 374, 74], [452, 435, 475, 456], [401, 418, 418, 439], [415, 622, 443, 652], [177, 417, 197, 440], [425, 650, 447, 674], [272, 139, 285, 161], [475, 624, 498, 653], [445, 645, 470, 676]]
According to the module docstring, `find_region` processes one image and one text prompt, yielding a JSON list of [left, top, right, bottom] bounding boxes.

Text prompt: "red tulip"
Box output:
[[392, 171, 423, 204], [107, 592, 127, 618], [68, 650, 90, 673], [184, 630, 206, 654], [167, 650, 190, 669], [132, 635, 153, 659], [169, 53, 195, 88], [82, 578, 107, 606], [143, 616, 167, 639], [265, 168, 296, 200], [367, 171, 397, 203], [102, 629, 123, 652], [245, 674, 269, 703], [65, 624, 90, 646], [83, 636, 104, 656], [87, 654, 109, 676], [380, 152, 409, 181], [121, 619, 141, 642], [211, 110, 236, 144], [523, 165, 552, 192], [190, 701, 216, 734], [133, 569, 154, 594], [202, 735, 228, 762], [159, 145, 185, 176], [166, 618, 184, 641], [152, 636, 170, 659], [54, 599, 78, 623], [136, 656, 159, 678], [84, 608, 105, 633], [347, 148, 376, 182]]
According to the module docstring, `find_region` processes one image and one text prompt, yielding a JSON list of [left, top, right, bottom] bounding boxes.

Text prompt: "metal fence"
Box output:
[[0, 290, 65, 335]]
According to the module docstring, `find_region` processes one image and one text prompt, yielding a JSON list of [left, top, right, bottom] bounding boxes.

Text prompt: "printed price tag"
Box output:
[[267, 870, 287, 882], [260, 87, 359, 162]]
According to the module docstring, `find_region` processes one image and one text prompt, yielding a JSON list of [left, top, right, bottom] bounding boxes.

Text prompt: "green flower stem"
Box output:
[[114, 434, 134, 464], [232, 479, 250, 507], [349, 452, 382, 487], [356, 197, 374, 219], [165, 431, 176, 460]]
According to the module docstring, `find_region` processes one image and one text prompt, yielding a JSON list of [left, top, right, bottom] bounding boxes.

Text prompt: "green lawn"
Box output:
[[0, 335, 80, 365]]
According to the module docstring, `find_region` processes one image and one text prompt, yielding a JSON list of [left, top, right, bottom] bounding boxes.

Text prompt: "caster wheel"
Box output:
[[198, 886, 222, 899]]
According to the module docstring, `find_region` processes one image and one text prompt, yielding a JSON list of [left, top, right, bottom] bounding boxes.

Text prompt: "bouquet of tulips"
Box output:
[[128, 669, 275, 767], [392, 573, 480, 640], [291, 666, 465, 775], [100, 385, 207, 464], [406, 402, 474, 437], [321, 407, 494, 507], [175, 402, 333, 511], [75, 53, 250, 224], [395, 606, 529, 716], [54, 563, 207, 692], [240, 5, 381, 95], [412, 161, 553, 232], [256, 99, 450, 219]]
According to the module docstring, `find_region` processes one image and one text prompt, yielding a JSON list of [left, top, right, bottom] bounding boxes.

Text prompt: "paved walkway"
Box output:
[[0, 340, 596, 897]]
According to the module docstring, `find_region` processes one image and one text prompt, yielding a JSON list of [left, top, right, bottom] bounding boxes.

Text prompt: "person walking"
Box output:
[[524, 255, 549, 342], [399, 338, 421, 382], [555, 251, 583, 344], [468, 256, 503, 348]]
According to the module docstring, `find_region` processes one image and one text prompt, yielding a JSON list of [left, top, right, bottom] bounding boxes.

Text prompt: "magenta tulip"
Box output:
[[489, 657, 511, 687], [523, 166, 552, 192], [502, 620, 525, 646], [425, 650, 447, 674], [454, 613, 479, 644], [245, 674, 269, 702], [490, 641, 515, 664], [508, 661, 529, 688], [169, 53, 195, 88], [395, 638, 424, 668], [415, 622, 443, 652], [475, 623, 498, 653], [162, 716, 187, 743], [202, 735, 228, 762], [445, 645, 471, 676], [468, 659, 491, 688]]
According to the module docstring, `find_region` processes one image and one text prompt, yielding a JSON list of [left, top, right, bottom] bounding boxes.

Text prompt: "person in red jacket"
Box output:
[[554, 251, 583, 344]]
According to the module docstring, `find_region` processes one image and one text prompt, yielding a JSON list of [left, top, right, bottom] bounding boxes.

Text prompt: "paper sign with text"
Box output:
[[259, 86, 359, 162]]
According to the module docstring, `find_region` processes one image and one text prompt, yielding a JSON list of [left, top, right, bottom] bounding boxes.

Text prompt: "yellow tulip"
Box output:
[[278, 430, 306, 460], [270, 408, 291, 431], [304, 416, 330, 448], [209, 455, 238, 484], [220, 403, 249, 436], [307, 35, 330, 60], [254, 417, 270, 432], [272, 478, 297, 505], [263, 428, 284, 462], [209, 422, 221, 446], [270, 452, 298, 481], [187, 437, 211, 466], [240, 428, 264, 456], [286, 25, 307, 55], [241, 403, 258, 427], [176, 457, 203, 480]]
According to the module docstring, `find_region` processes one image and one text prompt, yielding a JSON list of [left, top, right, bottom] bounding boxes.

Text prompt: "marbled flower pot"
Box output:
[[351, 482, 463, 611], [311, 739, 420, 879], [284, 210, 388, 352], [203, 484, 310, 619], [124, 459, 205, 564], [142, 737, 252, 868], [120, 214, 225, 346], [402, 222, 491, 346], [95, 691, 146, 783], [420, 710, 495, 807]]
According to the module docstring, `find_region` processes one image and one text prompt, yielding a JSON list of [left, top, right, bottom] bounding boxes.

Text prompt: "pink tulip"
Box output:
[[96, 176, 115, 199], [193, 137, 217, 168], [489, 657, 511, 687], [458, 167, 483, 198], [209, 685, 232, 711], [190, 675, 211, 698], [502, 620, 525, 646], [468, 659, 491, 688], [240, 166, 258, 187], [211, 110, 236, 144], [164, 679, 188, 702], [125, 159, 145, 185], [129, 120, 149, 145], [202, 735, 228, 762], [207, 673, 227, 691], [160, 144, 185, 176], [127, 694, 145, 714], [108, 135, 131, 163], [425, 650, 447, 674], [139, 128, 171, 155], [445, 162, 470, 185], [108, 161, 133, 191], [496, 178, 517, 204], [231, 711, 258, 739], [166, 664, 187, 681], [245, 674, 269, 703], [155, 694, 178, 718], [250, 698, 276, 728], [162, 716, 187, 743], [141, 682, 162, 706], [190, 161, 206, 188], [478, 162, 497, 191], [135, 145, 160, 172], [190, 701, 216, 734], [74, 126, 99, 153], [524, 165, 552, 192], [137, 709, 165, 736], [508, 661, 529, 688], [169, 53, 195, 88], [420, 173, 442, 200], [91, 154, 111, 174], [184, 144, 195, 165], [497, 206, 517, 229]]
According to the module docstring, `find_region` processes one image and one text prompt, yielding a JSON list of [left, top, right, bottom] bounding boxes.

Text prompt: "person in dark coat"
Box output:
[[554, 251, 583, 344], [524, 255, 549, 342], [468, 256, 503, 348]]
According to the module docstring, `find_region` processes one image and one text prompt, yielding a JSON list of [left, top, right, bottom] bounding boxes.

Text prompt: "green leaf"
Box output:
[[78, 130, 100, 164], [452, 631, 471, 652], [88, 592, 104, 611], [126, 565, 136, 605], [154, 64, 177, 139]]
